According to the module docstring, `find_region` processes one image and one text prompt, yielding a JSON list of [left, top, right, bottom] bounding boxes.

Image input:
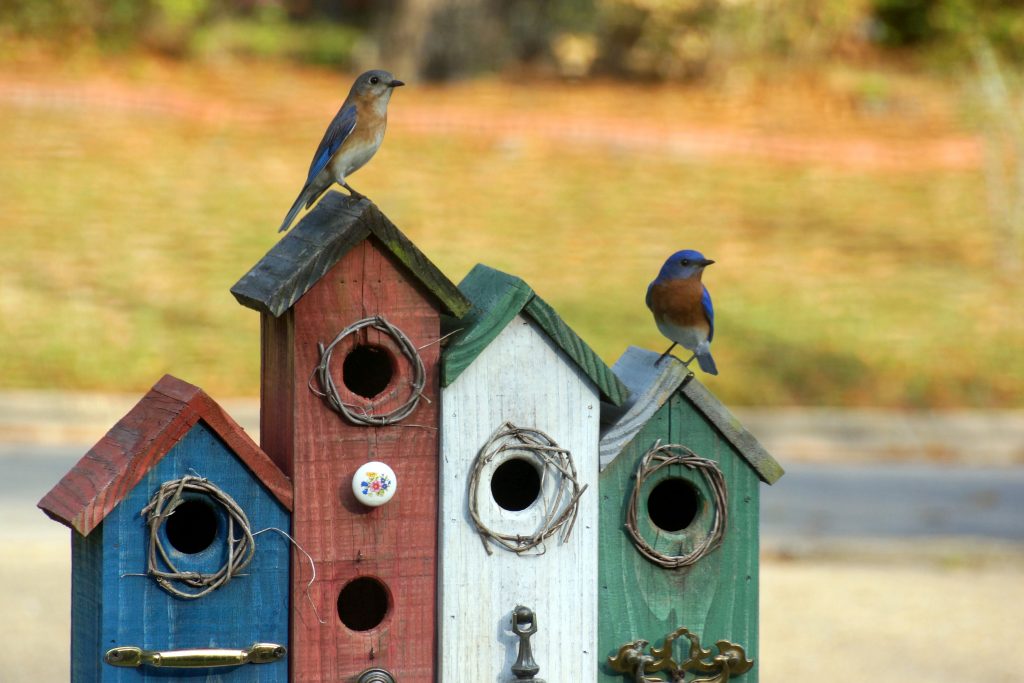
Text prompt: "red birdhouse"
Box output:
[[231, 192, 470, 683]]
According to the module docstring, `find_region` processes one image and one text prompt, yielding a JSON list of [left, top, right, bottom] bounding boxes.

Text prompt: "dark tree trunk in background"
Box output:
[[377, 0, 526, 82]]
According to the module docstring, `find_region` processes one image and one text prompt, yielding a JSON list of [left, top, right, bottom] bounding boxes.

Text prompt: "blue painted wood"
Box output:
[[72, 528, 104, 682], [74, 423, 290, 682]]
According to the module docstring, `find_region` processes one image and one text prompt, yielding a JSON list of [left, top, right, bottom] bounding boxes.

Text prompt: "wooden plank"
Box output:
[[681, 378, 785, 484], [38, 375, 293, 536], [524, 295, 629, 406], [441, 264, 534, 386], [260, 240, 441, 682], [231, 192, 470, 319], [598, 393, 761, 682], [361, 202, 472, 319], [70, 529, 103, 682], [442, 263, 628, 405], [599, 346, 690, 470], [600, 346, 784, 484], [94, 422, 291, 682], [439, 314, 600, 682]]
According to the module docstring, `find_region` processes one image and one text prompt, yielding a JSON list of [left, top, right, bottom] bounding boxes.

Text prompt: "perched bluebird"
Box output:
[[278, 69, 404, 232], [645, 249, 719, 375]]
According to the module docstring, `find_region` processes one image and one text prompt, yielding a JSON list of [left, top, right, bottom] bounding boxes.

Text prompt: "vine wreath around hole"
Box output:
[[626, 440, 728, 569], [468, 422, 587, 555], [309, 315, 426, 426], [141, 475, 255, 599]]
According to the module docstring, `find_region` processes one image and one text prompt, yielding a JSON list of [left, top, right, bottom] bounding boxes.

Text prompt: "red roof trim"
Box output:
[[38, 375, 292, 536]]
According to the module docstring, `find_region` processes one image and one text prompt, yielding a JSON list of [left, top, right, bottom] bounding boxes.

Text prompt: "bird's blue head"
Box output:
[[657, 249, 715, 281], [350, 69, 405, 102]]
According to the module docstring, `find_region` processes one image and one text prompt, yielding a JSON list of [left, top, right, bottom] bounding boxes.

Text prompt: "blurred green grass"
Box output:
[[0, 62, 1021, 408]]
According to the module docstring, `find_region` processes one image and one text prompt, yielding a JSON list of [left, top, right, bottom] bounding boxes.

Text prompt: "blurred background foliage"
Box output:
[[2, 0, 1024, 77], [1, 1, 1022, 408]]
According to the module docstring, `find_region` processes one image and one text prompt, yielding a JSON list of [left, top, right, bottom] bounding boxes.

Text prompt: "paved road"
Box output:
[[4, 444, 1023, 543]]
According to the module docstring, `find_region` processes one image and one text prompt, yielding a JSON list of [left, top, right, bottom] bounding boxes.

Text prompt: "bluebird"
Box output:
[[278, 69, 404, 232], [646, 249, 718, 375]]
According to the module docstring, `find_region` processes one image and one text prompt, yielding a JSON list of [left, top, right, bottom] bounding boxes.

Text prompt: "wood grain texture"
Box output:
[[75, 422, 291, 682], [231, 192, 470, 319], [259, 239, 442, 682], [441, 264, 533, 386], [598, 392, 762, 683], [38, 374, 292, 536], [442, 263, 628, 406], [439, 314, 601, 683], [601, 347, 784, 484], [598, 346, 690, 471]]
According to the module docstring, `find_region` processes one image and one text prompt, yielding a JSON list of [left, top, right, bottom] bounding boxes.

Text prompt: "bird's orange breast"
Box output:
[[648, 277, 708, 328]]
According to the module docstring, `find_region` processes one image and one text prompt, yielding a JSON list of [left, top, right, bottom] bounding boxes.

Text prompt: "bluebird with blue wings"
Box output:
[[646, 249, 719, 375], [278, 69, 404, 233]]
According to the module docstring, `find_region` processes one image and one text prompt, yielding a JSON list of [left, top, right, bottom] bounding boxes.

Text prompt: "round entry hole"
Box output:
[[648, 478, 700, 532], [338, 577, 391, 631], [165, 498, 219, 554], [491, 458, 541, 512], [343, 345, 394, 398]]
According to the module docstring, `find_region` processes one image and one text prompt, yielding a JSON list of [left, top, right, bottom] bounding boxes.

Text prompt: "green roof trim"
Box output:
[[231, 191, 471, 319], [442, 264, 629, 406]]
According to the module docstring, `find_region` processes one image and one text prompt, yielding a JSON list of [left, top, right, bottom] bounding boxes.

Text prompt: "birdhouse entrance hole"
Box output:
[[164, 497, 219, 554], [647, 478, 699, 532], [337, 576, 391, 631], [343, 344, 394, 398], [491, 457, 542, 511]]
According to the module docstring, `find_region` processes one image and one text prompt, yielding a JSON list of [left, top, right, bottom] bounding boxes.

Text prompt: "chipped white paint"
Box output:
[[599, 346, 689, 471], [440, 314, 600, 682]]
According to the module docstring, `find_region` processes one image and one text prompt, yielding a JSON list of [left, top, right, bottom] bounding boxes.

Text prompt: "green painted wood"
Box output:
[[441, 263, 628, 405], [231, 192, 470, 318], [524, 296, 629, 407], [599, 393, 761, 683], [681, 379, 784, 484], [602, 346, 784, 484], [440, 264, 533, 386]]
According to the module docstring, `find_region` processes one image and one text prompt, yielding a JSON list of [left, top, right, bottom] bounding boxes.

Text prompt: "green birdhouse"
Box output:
[[598, 346, 784, 683]]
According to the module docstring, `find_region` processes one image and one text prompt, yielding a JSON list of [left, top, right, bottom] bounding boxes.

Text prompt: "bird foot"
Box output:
[[342, 183, 367, 202]]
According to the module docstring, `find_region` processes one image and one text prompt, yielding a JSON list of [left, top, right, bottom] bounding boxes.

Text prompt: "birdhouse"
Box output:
[[231, 191, 471, 682], [438, 264, 629, 682], [37, 374, 293, 682], [598, 346, 784, 683]]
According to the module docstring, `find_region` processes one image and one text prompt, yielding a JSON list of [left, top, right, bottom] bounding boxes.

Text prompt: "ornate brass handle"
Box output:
[[608, 627, 752, 683], [104, 642, 286, 668]]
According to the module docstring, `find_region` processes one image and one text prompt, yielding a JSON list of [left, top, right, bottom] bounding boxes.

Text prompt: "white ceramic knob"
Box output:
[[352, 461, 397, 507]]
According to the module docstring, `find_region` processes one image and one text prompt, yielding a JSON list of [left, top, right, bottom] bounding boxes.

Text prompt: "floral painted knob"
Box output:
[[352, 461, 397, 507]]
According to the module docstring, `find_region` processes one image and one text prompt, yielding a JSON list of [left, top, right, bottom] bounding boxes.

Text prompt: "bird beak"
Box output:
[[389, 79, 405, 88], [701, 258, 715, 267]]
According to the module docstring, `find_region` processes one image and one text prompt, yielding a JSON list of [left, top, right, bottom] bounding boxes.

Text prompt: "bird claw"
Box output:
[[342, 183, 367, 202]]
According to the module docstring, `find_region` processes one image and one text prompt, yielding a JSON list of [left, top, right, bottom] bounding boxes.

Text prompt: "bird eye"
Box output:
[[369, 76, 380, 85], [680, 259, 690, 266]]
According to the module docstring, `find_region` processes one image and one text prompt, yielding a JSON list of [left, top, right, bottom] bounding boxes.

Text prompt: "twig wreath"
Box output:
[[141, 475, 254, 599], [626, 441, 728, 569], [468, 422, 587, 555], [309, 315, 426, 426]]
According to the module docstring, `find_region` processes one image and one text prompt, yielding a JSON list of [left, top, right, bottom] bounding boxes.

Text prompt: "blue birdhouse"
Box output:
[[38, 375, 293, 682]]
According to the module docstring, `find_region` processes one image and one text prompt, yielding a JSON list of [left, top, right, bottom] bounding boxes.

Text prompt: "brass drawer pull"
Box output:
[[105, 642, 286, 668]]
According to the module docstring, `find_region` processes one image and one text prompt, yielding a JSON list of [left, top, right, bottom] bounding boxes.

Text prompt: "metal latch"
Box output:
[[104, 642, 286, 668]]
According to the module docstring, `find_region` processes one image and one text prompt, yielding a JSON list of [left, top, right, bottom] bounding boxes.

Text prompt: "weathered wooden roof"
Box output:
[[599, 346, 784, 483], [38, 375, 292, 536], [442, 264, 629, 406], [231, 192, 471, 318]]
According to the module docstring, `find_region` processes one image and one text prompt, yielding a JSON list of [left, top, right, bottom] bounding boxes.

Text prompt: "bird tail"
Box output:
[[695, 344, 718, 375], [278, 183, 325, 233]]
